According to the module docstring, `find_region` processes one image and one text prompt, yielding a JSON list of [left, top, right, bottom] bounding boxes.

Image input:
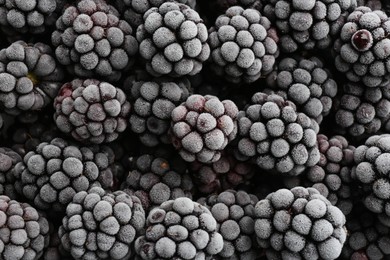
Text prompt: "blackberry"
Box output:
[[341, 205, 390, 260], [0, 147, 22, 199], [170, 94, 239, 164], [54, 78, 131, 144], [190, 150, 255, 195], [265, 56, 338, 124], [127, 77, 191, 147], [135, 197, 224, 259], [51, 0, 138, 81], [235, 92, 320, 176], [136, 2, 210, 77], [198, 190, 260, 259], [305, 135, 356, 216], [13, 137, 115, 212], [352, 134, 390, 226], [0, 195, 50, 260], [333, 6, 390, 87], [59, 186, 146, 260], [254, 187, 347, 260], [121, 154, 194, 213], [0, 0, 57, 36], [334, 82, 390, 137], [261, 0, 356, 53], [0, 40, 64, 116], [208, 6, 279, 84], [113, 0, 197, 31]]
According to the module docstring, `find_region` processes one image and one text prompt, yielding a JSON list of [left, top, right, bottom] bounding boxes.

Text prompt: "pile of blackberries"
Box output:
[[0, 0, 390, 259]]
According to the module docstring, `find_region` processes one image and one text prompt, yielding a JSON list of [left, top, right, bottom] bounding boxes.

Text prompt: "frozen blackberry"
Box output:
[[198, 190, 260, 259], [170, 94, 239, 164], [351, 134, 390, 225], [0, 147, 22, 199], [305, 135, 356, 216], [54, 78, 131, 144], [190, 150, 255, 195], [0, 195, 50, 260], [265, 56, 338, 123], [254, 187, 347, 260], [208, 6, 279, 84], [113, 0, 197, 31], [135, 197, 224, 259], [235, 92, 320, 176], [334, 82, 390, 137], [333, 6, 390, 87], [0, 0, 57, 36], [59, 186, 146, 260], [13, 137, 115, 212], [0, 40, 65, 116], [261, 0, 356, 53], [51, 0, 138, 81], [127, 77, 191, 147], [341, 205, 390, 260], [121, 154, 194, 213], [136, 2, 210, 77]]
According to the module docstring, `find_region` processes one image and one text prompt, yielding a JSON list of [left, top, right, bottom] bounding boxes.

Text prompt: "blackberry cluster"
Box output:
[[190, 151, 255, 195], [208, 6, 279, 84], [51, 0, 138, 81], [235, 92, 320, 176], [261, 0, 357, 53], [0, 147, 22, 199], [121, 154, 194, 213], [13, 138, 115, 212], [265, 56, 338, 123], [135, 197, 224, 259], [136, 2, 210, 77], [333, 6, 390, 87], [54, 78, 131, 144], [0, 195, 50, 260], [334, 82, 390, 137], [0, 0, 57, 36], [198, 190, 260, 259], [254, 187, 347, 260], [127, 77, 191, 147], [59, 186, 146, 260], [304, 135, 356, 216], [0, 41, 64, 115], [170, 94, 239, 163], [352, 134, 390, 226], [341, 205, 390, 260]]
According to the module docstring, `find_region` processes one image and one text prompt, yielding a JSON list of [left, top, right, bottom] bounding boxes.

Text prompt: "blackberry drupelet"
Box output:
[[127, 77, 191, 147], [170, 94, 239, 164], [135, 197, 224, 259], [136, 2, 210, 77], [333, 6, 390, 87], [0, 195, 50, 260], [198, 190, 260, 259], [0, 40, 64, 116], [305, 135, 356, 216], [341, 205, 390, 260], [54, 78, 131, 144], [121, 154, 194, 213], [352, 134, 390, 226], [265, 56, 338, 124], [0, 147, 22, 199], [190, 150, 255, 195], [13, 137, 115, 212], [51, 0, 138, 81], [208, 6, 279, 84], [334, 82, 390, 137], [0, 0, 57, 36], [235, 92, 320, 176], [261, 0, 357, 53], [254, 187, 347, 260], [59, 186, 146, 260]]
